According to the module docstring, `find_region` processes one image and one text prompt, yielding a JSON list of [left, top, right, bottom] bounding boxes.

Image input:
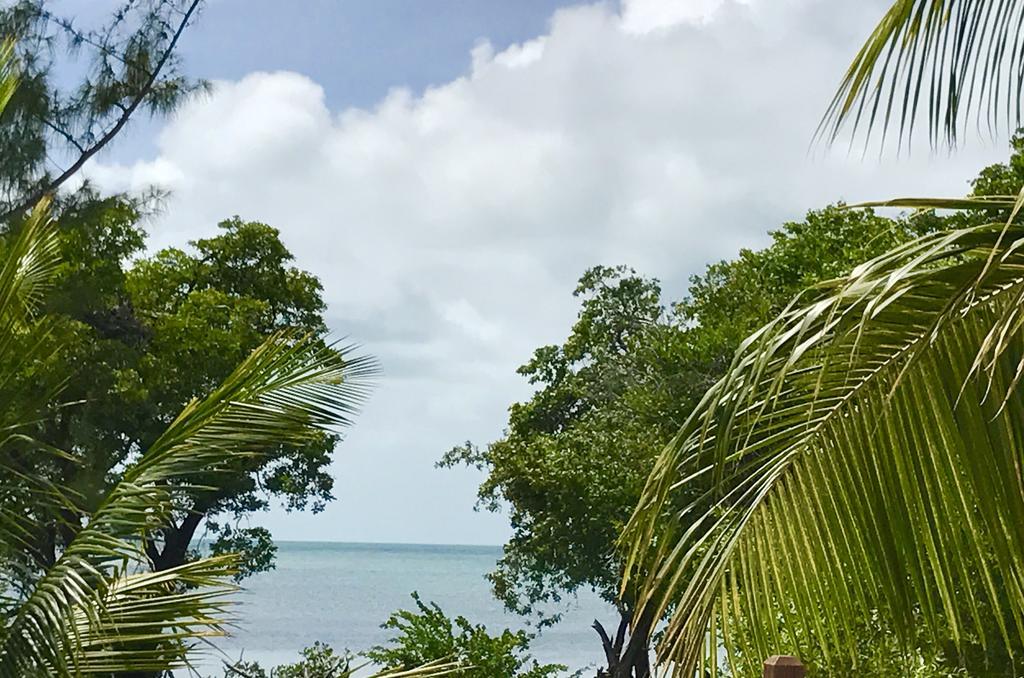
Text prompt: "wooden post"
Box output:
[[763, 655, 805, 678]]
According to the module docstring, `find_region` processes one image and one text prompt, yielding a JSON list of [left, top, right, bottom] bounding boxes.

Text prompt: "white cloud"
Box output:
[[621, 0, 737, 32], [89, 0, 1010, 544]]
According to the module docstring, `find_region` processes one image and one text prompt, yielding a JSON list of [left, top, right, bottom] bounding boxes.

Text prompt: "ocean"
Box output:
[[204, 541, 615, 676]]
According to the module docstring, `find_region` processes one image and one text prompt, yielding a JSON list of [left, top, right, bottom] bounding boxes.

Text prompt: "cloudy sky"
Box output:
[[76, 0, 1012, 545]]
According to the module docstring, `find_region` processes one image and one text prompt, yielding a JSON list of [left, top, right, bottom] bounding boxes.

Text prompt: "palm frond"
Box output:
[[0, 196, 70, 560], [0, 333, 377, 676], [0, 40, 17, 116], [622, 219, 1024, 675], [0, 198, 59, 322], [820, 0, 1024, 149], [67, 555, 240, 674]]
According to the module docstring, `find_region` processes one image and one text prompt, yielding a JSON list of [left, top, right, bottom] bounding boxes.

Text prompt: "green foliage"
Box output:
[[221, 641, 461, 678], [441, 210, 938, 625], [207, 524, 277, 581], [0, 198, 369, 675], [223, 642, 355, 678], [0, 30, 372, 676], [366, 593, 565, 678], [272, 643, 354, 678], [0, 0, 203, 218], [22, 200, 353, 580], [445, 129, 1024, 678], [623, 202, 1024, 676], [441, 266, 677, 623], [0, 0, 319, 585]]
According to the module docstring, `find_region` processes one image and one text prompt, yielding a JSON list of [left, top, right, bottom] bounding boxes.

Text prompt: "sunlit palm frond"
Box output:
[[0, 198, 58, 322], [0, 195, 71, 558], [820, 0, 1024, 149], [0, 332, 377, 676], [66, 555, 239, 675], [621, 218, 1024, 675], [0, 40, 17, 115]]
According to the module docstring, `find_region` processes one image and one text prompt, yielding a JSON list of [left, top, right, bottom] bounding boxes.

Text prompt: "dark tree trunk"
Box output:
[[145, 510, 204, 571], [593, 606, 653, 678]]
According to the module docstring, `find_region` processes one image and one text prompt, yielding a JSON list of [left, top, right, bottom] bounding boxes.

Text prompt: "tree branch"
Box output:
[[36, 116, 84, 154], [613, 611, 628, 655], [0, 0, 201, 223], [38, 10, 136, 70], [592, 618, 618, 670]]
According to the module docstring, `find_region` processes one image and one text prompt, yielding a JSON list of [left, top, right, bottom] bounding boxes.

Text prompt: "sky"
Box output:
[[68, 0, 1014, 545]]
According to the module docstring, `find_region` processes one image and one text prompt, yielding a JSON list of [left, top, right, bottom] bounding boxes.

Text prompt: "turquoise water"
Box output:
[[207, 541, 615, 675]]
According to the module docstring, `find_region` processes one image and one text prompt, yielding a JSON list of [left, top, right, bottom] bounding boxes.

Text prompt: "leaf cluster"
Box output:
[[366, 593, 566, 678]]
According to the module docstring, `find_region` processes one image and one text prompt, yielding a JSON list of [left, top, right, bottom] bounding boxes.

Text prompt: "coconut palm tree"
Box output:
[[621, 1, 1024, 676]]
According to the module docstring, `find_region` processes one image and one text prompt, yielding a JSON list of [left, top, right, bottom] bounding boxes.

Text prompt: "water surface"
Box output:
[[207, 541, 615, 675]]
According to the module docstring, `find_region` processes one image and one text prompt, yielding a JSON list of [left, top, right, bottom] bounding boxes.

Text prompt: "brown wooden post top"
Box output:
[[763, 655, 806, 678]]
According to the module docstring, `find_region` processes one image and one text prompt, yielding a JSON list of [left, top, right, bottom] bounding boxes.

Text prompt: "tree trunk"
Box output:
[[593, 606, 653, 678], [145, 510, 204, 571]]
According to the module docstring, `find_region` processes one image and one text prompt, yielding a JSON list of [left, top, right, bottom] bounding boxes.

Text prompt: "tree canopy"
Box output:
[[26, 200, 362, 580]]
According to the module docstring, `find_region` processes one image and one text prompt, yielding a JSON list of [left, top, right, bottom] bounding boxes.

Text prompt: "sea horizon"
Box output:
[[269, 538, 506, 549]]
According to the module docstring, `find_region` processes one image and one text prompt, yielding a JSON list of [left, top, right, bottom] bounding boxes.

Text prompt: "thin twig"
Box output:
[[36, 116, 84, 154]]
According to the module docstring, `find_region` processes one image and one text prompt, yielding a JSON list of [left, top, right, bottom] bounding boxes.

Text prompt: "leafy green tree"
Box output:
[[441, 266, 679, 677], [0, 199, 367, 677], [0, 0, 346, 584], [441, 206, 944, 676], [0, 0, 203, 221], [25, 203, 357, 580], [366, 593, 564, 678]]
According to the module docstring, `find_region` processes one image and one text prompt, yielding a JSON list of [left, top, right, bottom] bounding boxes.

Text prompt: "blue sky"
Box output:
[[78, 0, 1012, 546], [184, 1, 574, 109], [85, 0, 575, 161]]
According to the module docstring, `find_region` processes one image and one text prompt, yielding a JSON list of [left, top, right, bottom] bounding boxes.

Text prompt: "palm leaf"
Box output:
[[66, 555, 240, 674], [0, 195, 73, 554], [621, 218, 1024, 675], [0, 331, 377, 676], [820, 0, 1024, 148]]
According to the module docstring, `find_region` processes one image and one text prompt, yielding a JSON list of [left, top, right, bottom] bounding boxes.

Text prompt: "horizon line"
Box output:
[[271, 538, 505, 549]]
